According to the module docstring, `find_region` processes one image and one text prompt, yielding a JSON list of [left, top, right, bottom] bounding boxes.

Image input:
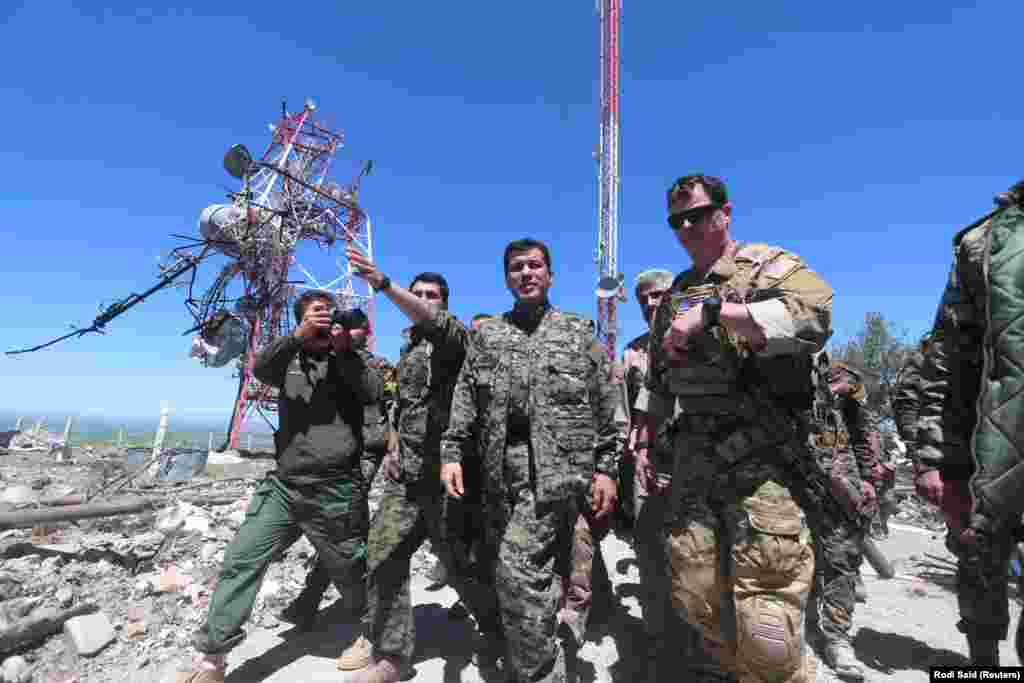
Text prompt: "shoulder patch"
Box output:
[[735, 243, 774, 262], [761, 254, 801, 279]]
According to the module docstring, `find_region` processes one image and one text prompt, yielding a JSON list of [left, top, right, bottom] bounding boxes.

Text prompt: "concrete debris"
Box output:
[[2, 655, 31, 682], [63, 612, 115, 657], [0, 440, 973, 681], [0, 487, 36, 507]]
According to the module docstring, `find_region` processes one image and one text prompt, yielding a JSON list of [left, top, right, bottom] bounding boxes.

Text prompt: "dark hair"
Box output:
[[667, 174, 729, 208], [409, 272, 449, 305], [503, 238, 552, 275], [293, 290, 335, 323], [472, 313, 493, 322]]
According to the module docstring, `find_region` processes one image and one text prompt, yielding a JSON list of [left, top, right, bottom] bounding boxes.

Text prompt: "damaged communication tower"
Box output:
[[7, 99, 376, 451]]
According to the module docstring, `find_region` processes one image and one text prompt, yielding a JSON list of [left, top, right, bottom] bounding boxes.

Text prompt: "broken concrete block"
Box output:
[[63, 612, 115, 657], [55, 587, 74, 608], [2, 655, 30, 682], [0, 486, 36, 506]]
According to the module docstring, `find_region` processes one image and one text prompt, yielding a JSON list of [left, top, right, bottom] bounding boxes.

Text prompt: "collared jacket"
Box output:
[[254, 335, 383, 485], [394, 309, 472, 483], [441, 307, 621, 504]]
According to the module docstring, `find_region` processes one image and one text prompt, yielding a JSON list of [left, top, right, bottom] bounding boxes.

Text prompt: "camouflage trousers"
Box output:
[[561, 504, 611, 628], [665, 425, 817, 683], [807, 451, 865, 641], [942, 478, 1014, 641], [478, 486, 579, 683], [365, 476, 488, 664], [195, 474, 368, 654]]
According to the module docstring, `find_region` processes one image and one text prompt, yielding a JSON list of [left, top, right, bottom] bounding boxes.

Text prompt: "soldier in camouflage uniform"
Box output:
[[441, 238, 621, 683], [341, 247, 480, 683], [278, 330, 395, 631], [556, 361, 625, 645], [634, 174, 830, 682], [179, 294, 382, 683], [913, 181, 1024, 666], [883, 333, 932, 536], [805, 354, 881, 680]]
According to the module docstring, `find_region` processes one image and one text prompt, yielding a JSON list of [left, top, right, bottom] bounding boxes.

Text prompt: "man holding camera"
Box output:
[[179, 291, 382, 683], [277, 311, 395, 631]]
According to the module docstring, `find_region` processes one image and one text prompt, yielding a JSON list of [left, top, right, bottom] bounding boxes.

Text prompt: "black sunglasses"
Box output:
[[668, 204, 719, 231]]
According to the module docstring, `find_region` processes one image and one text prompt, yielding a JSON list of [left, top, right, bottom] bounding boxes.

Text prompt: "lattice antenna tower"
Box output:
[[594, 0, 625, 360]]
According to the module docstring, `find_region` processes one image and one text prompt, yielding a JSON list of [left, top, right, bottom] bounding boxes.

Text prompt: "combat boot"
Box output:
[[349, 656, 403, 683], [967, 634, 999, 666], [176, 673, 224, 683], [338, 635, 374, 671], [822, 635, 864, 680]]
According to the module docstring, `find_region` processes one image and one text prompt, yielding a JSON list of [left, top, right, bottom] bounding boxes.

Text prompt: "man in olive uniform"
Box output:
[[634, 174, 831, 682], [278, 322, 394, 631], [441, 238, 621, 683], [914, 180, 1024, 666], [805, 354, 881, 680], [340, 247, 480, 683], [178, 293, 382, 683]]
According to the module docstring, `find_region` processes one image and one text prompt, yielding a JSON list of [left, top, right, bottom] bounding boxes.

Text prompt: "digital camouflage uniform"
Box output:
[[915, 194, 1024, 665], [805, 360, 881, 678], [441, 305, 620, 683], [193, 335, 382, 655], [641, 241, 832, 682], [559, 361, 625, 643], [363, 309, 476, 666]]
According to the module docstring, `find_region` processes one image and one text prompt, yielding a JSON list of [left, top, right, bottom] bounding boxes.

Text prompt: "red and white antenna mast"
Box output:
[[595, 0, 624, 360]]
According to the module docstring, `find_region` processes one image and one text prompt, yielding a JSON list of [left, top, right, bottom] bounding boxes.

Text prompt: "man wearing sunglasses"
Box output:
[[633, 174, 833, 682]]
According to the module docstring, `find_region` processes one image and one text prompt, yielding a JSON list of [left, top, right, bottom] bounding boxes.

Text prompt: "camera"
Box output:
[[331, 307, 368, 331]]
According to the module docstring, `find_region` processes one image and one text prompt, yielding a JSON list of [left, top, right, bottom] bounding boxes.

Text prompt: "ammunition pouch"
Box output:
[[741, 352, 815, 411]]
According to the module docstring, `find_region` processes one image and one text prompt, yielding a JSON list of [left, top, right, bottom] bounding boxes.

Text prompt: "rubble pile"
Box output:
[[0, 446, 440, 682]]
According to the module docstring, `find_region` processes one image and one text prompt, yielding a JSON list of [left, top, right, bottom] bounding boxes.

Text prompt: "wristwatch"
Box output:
[[373, 274, 392, 292], [701, 294, 722, 329]]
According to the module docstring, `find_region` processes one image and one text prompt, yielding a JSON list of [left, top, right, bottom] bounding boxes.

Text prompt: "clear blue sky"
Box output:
[[1, 2, 1021, 422]]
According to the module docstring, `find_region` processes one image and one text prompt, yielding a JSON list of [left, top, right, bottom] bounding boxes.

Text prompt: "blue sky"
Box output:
[[1, 1, 1021, 422]]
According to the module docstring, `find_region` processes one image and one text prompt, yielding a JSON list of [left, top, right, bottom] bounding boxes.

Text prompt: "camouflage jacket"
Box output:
[[891, 349, 925, 444], [643, 242, 832, 500], [622, 332, 650, 418], [441, 306, 621, 504], [808, 362, 882, 486], [359, 351, 395, 484], [395, 309, 471, 483], [915, 220, 989, 478]]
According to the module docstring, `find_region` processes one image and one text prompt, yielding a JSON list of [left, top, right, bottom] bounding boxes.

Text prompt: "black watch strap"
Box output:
[[702, 294, 722, 329]]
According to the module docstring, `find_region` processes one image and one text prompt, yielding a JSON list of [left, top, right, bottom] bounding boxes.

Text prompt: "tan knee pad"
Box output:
[[667, 523, 720, 638], [735, 593, 803, 678]]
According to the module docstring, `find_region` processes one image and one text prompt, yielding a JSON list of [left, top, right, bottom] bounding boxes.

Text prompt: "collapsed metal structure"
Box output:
[[7, 99, 374, 450]]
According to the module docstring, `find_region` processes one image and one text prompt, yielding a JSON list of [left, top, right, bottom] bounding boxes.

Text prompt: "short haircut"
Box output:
[[667, 174, 729, 208], [634, 269, 674, 297], [293, 290, 335, 323], [503, 238, 552, 275], [472, 313, 493, 322], [409, 272, 450, 305]]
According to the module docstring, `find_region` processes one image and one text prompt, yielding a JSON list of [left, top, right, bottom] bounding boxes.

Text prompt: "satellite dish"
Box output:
[[595, 276, 621, 299], [224, 144, 253, 179]]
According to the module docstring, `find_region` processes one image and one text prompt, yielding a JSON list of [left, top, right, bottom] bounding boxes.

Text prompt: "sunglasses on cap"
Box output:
[[667, 204, 719, 231]]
